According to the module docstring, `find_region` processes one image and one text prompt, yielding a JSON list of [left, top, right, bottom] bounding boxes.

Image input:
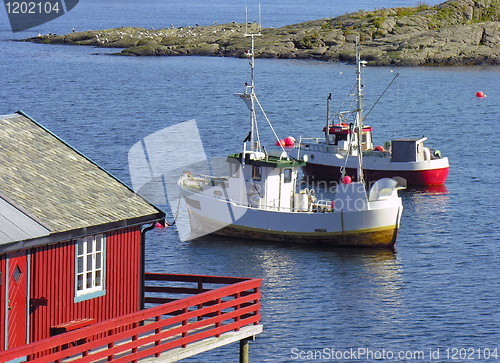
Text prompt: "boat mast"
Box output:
[[325, 93, 331, 140], [244, 7, 261, 154], [355, 41, 366, 183]]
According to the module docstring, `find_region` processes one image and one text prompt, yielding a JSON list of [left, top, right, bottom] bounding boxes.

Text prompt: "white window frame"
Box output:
[[74, 234, 106, 302]]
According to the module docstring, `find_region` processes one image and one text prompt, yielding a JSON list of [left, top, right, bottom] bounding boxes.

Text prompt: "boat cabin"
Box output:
[[323, 123, 373, 153], [227, 151, 305, 211], [391, 137, 432, 162]]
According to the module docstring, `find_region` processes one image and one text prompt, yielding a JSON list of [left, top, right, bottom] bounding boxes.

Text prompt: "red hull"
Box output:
[[302, 164, 449, 186]]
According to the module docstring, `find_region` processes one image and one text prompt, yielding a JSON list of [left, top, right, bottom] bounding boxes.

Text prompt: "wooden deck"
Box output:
[[0, 273, 262, 362]]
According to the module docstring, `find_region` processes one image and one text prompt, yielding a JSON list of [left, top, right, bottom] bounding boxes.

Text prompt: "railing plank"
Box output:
[[144, 286, 212, 294], [55, 298, 260, 363], [42, 290, 261, 362], [110, 315, 261, 363], [144, 273, 248, 285], [0, 274, 262, 363]]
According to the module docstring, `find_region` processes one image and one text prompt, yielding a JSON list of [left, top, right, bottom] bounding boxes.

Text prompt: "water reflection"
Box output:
[[166, 236, 407, 353], [407, 185, 448, 195], [400, 186, 451, 241]]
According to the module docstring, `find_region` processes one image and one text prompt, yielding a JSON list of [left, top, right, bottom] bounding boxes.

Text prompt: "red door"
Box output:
[[7, 250, 28, 349]]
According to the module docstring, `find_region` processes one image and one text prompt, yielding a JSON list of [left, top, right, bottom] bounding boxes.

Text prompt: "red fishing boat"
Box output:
[[289, 58, 449, 187]]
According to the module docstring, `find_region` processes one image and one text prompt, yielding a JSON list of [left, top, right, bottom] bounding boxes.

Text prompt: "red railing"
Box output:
[[0, 273, 261, 362]]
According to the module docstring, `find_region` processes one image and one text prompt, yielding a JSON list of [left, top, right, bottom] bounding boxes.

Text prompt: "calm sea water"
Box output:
[[1, 1, 499, 362]]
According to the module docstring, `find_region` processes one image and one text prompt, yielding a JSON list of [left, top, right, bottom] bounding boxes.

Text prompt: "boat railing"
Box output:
[[223, 197, 334, 214], [313, 200, 333, 212], [299, 137, 326, 143], [0, 273, 262, 362], [180, 173, 230, 191], [363, 149, 390, 157]]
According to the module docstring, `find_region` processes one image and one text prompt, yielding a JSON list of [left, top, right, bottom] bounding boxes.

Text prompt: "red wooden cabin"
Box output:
[[0, 112, 262, 362]]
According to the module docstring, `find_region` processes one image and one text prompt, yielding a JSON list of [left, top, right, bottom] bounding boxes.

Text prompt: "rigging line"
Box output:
[[166, 192, 182, 226], [329, 83, 357, 124], [253, 101, 262, 150], [340, 124, 354, 179], [254, 95, 287, 154], [363, 73, 400, 122]]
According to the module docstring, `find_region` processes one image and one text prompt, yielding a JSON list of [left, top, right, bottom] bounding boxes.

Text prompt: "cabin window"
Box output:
[[252, 166, 262, 181], [283, 168, 292, 183], [335, 133, 348, 145], [75, 234, 106, 302]]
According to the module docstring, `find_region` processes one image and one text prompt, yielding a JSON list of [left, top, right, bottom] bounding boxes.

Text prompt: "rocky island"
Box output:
[[24, 0, 499, 66]]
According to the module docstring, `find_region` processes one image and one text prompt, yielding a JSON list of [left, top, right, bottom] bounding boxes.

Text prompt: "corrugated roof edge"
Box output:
[[15, 110, 166, 219], [0, 190, 52, 231]]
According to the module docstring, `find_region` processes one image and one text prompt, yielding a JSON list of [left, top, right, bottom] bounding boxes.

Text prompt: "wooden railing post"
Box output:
[[197, 277, 204, 321], [254, 286, 260, 324], [181, 307, 189, 348], [234, 291, 241, 331], [107, 328, 114, 361], [154, 315, 161, 357], [131, 321, 139, 361], [215, 297, 222, 337]]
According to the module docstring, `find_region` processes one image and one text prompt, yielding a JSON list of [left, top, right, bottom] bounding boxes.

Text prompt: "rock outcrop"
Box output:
[[23, 0, 499, 66]]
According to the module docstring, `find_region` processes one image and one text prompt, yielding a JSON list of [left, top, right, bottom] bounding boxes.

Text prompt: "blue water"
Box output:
[[1, 1, 500, 362]]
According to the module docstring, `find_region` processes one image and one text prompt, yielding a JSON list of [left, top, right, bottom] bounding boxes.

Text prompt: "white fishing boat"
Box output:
[[178, 34, 405, 248], [288, 61, 449, 187]]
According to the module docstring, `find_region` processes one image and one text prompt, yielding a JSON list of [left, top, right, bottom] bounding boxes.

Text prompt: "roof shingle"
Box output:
[[0, 112, 163, 245]]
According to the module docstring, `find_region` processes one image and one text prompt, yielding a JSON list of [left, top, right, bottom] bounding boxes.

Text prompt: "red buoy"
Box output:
[[342, 175, 352, 184], [374, 145, 385, 152], [276, 139, 286, 146], [284, 136, 295, 147], [476, 91, 486, 98]]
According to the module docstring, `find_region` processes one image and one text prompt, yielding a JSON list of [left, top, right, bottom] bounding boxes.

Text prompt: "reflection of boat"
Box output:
[[178, 36, 405, 248], [407, 184, 448, 195], [289, 60, 449, 187]]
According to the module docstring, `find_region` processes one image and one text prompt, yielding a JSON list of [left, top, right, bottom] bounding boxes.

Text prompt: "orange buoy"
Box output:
[[476, 91, 486, 98], [276, 139, 286, 146], [342, 175, 352, 184], [374, 145, 385, 152]]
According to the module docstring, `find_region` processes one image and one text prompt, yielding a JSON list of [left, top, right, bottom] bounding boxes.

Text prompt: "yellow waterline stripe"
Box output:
[[189, 210, 397, 236]]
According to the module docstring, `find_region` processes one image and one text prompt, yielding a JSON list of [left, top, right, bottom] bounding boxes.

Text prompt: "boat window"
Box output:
[[335, 133, 348, 145], [283, 168, 292, 183], [252, 166, 262, 181]]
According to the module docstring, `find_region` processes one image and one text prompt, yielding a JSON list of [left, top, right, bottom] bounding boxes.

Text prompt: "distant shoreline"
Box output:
[[23, 0, 499, 66]]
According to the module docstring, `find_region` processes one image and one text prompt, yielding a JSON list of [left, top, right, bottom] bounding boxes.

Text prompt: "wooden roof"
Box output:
[[0, 111, 164, 251]]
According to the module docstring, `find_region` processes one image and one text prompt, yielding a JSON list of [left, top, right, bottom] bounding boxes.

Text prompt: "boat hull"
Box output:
[[302, 163, 449, 186], [187, 208, 399, 248], [181, 189, 403, 249]]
